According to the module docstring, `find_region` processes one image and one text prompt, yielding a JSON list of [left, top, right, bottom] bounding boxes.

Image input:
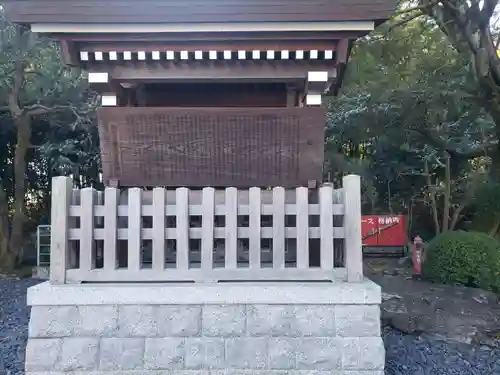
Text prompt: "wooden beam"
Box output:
[[76, 40, 338, 53], [53, 30, 370, 43], [328, 38, 353, 96], [59, 40, 79, 66], [107, 61, 337, 83]]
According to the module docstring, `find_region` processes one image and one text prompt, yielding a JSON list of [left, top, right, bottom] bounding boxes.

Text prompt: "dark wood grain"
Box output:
[[98, 107, 326, 188], [4, 0, 397, 24]]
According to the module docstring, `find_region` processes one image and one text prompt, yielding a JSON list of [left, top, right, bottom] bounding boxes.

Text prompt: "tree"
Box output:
[[328, 18, 493, 236], [0, 16, 96, 269], [399, 1, 500, 169]]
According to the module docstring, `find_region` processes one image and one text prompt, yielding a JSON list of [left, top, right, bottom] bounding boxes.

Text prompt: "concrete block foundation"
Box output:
[[25, 280, 384, 375]]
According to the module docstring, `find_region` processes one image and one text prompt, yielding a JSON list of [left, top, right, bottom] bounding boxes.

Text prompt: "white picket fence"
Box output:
[[49, 175, 363, 284]]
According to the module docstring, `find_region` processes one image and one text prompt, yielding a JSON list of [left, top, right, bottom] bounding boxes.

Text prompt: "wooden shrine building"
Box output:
[[4, 0, 396, 188]]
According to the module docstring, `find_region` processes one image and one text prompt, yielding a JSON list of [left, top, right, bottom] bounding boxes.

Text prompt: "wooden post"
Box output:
[[225, 187, 238, 269], [128, 188, 142, 271], [296, 187, 309, 269], [104, 187, 119, 271], [272, 187, 286, 269], [248, 187, 261, 269], [80, 187, 96, 272], [176, 188, 189, 270], [49, 176, 73, 284], [152, 187, 166, 271], [201, 187, 215, 272], [319, 184, 334, 271], [343, 174, 363, 282]]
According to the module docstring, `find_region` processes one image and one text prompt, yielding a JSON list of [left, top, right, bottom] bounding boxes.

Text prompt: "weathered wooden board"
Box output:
[[98, 107, 326, 188]]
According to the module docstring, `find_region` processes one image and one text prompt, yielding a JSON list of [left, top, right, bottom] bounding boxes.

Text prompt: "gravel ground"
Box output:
[[1, 279, 499, 375]]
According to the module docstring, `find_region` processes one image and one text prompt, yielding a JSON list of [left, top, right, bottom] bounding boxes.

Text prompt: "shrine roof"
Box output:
[[4, 0, 397, 26]]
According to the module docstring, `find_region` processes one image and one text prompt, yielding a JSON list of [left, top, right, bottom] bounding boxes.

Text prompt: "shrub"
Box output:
[[422, 231, 500, 292]]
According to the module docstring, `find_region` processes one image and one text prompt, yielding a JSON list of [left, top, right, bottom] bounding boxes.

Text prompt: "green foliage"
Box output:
[[422, 231, 500, 292]]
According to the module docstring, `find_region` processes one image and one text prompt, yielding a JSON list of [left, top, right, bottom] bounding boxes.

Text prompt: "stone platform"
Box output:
[[25, 280, 384, 375]]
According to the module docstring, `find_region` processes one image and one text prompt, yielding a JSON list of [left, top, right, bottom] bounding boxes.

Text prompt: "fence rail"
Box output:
[[50, 175, 363, 284]]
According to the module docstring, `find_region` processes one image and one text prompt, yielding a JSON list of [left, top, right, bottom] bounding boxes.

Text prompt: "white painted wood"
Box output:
[[52, 183, 359, 283], [296, 187, 309, 269], [88, 72, 108, 83], [79, 202, 342, 217], [195, 50, 203, 60], [209, 50, 217, 60], [94, 51, 104, 60], [272, 187, 286, 269], [180, 50, 189, 60], [123, 51, 132, 60], [166, 51, 175, 60], [310, 50, 319, 59], [325, 50, 334, 59], [33, 21, 375, 34], [306, 94, 322, 106], [224, 50, 232, 59], [252, 50, 261, 59], [343, 175, 363, 282], [249, 187, 261, 269], [80, 51, 89, 61], [138, 51, 146, 60], [152, 51, 160, 60], [79, 188, 95, 272], [308, 71, 328, 82], [295, 50, 304, 59], [152, 188, 165, 271], [319, 185, 334, 271], [201, 188, 215, 272], [281, 50, 290, 59], [109, 51, 118, 60], [128, 188, 142, 271], [238, 50, 246, 60], [176, 188, 189, 269], [103, 187, 119, 271], [266, 50, 275, 59], [225, 187, 238, 269], [68, 190, 79, 269], [101, 95, 117, 106], [69, 225, 345, 241], [49, 177, 73, 284]]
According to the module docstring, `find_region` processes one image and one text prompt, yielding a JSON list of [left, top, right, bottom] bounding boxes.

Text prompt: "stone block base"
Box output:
[[25, 281, 384, 374]]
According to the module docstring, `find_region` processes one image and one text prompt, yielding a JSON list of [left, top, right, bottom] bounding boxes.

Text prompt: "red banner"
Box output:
[[361, 215, 407, 247]]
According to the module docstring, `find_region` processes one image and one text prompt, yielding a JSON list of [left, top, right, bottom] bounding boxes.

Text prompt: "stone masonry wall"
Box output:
[[25, 303, 384, 375]]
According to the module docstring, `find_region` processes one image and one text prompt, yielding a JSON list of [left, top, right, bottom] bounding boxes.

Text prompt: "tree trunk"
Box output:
[[425, 160, 440, 235], [441, 153, 451, 232], [8, 115, 31, 265], [0, 184, 13, 270]]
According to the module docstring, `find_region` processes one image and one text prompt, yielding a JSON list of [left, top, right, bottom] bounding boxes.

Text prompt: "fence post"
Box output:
[[343, 174, 363, 282], [49, 176, 73, 284]]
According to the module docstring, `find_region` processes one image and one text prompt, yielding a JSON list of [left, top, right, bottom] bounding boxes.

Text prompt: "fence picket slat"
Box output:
[[201, 187, 215, 272], [152, 187, 165, 271], [49, 177, 73, 284], [128, 188, 142, 271], [104, 187, 119, 271], [176, 188, 189, 270], [249, 187, 261, 269], [272, 187, 285, 269], [319, 185, 334, 270], [296, 187, 309, 269], [343, 175, 363, 282], [225, 187, 238, 269], [80, 188, 96, 272]]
